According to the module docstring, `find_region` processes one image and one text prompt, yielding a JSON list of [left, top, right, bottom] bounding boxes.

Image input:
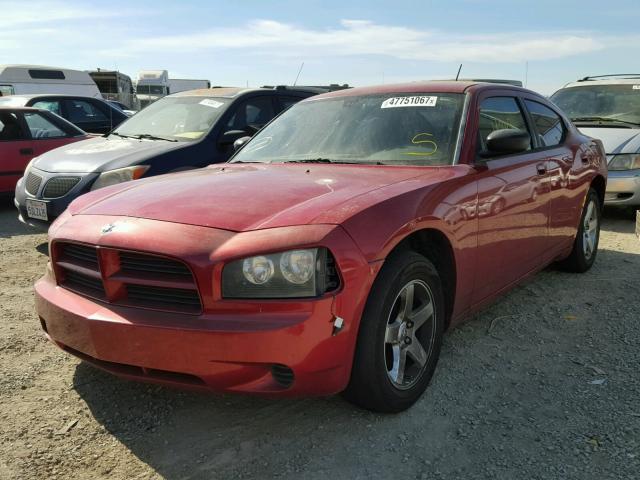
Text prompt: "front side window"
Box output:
[[478, 97, 531, 152], [32, 100, 62, 116], [66, 100, 108, 123], [113, 96, 231, 141], [24, 112, 67, 138], [226, 97, 275, 131], [524, 100, 565, 147], [0, 112, 26, 141], [232, 93, 465, 166], [551, 84, 640, 125]]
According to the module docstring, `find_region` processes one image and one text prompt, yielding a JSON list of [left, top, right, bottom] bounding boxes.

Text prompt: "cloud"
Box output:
[[0, 1, 121, 27], [104, 19, 604, 63]]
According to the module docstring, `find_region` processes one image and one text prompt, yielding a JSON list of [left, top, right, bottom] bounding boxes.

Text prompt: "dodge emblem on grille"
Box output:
[[101, 224, 116, 234]]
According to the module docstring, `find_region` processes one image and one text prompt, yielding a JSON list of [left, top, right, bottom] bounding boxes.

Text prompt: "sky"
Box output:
[[1, 0, 639, 95]]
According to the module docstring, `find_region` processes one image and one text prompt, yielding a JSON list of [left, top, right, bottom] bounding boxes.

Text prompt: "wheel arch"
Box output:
[[386, 228, 457, 330], [590, 174, 606, 207]]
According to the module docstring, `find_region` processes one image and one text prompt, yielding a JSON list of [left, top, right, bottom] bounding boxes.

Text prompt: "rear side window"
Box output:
[[0, 112, 27, 141], [24, 112, 67, 139], [28, 69, 65, 80], [478, 97, 531, 151], [66, 99, 108, 123], [524, 100, 565, 147], [32, 100, 62, 116]]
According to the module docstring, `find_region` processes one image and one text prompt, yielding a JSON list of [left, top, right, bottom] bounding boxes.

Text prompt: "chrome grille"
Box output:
[[54, 242, 202, 315], [42, 176, 80, 198], [25, 171, 42, 195]]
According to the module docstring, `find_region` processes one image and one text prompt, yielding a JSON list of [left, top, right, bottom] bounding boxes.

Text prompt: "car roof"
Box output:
[[1, 93, 104, 100], [308, 81, 531, 100], [170, 86, 321, 98], [0, 105, 44, 112]]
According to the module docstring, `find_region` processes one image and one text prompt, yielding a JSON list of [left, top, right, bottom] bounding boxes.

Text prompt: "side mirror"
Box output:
[[219, 129, 249, 146], [233, 136, 252, 151], [481, 129, 530, 157]]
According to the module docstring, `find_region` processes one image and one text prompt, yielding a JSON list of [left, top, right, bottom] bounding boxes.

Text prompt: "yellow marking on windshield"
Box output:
[[402, 132, 438, 156], [174, 131, 205, 139]]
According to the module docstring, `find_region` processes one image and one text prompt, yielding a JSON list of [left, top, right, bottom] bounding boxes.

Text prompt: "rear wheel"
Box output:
[[559, 188, 601, 272], [344, 252, 444, 413]]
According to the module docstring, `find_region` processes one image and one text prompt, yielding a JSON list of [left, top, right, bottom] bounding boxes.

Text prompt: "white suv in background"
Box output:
[[551, 75, 640, 212]]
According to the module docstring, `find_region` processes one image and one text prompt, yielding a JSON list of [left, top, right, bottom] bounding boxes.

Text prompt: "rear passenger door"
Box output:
[[0, 111, 33, 194], [522, 98, 577, 258], [472, 94, 551, 304]]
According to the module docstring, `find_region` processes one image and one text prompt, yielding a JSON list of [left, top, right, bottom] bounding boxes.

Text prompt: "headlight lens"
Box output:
[[91, 165, 149, 191], [608, 154, 640, 171], [222, 248, 337, 298]]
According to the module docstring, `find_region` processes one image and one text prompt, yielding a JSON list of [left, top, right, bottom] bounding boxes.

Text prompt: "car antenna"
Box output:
[[293, 62, 304, 86], [455, 64, 463, 81]]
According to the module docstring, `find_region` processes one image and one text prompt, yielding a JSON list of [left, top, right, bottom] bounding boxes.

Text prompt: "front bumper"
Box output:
[[605, 169, 640, 207], [36, 215, 373, 396], [15, 168, 98, 225]]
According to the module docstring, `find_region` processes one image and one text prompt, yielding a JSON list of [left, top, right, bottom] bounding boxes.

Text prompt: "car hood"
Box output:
[[579, 127, 640, 155], [32, 135, 187, 173], [71, 163, 453, 231]]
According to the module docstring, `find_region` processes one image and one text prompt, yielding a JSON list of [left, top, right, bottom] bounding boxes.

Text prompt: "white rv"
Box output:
[[0, 64, 101, 97], [136, 70, 170, 108]]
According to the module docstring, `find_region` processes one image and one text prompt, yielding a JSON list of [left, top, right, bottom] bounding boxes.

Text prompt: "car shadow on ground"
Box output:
[[602, 207, 638, 234], [69, 244, 640, 479], [0, 198, 43, 238]]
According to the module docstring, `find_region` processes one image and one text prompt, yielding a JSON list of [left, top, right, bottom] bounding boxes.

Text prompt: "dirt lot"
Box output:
[[0, 199, 638, 480]]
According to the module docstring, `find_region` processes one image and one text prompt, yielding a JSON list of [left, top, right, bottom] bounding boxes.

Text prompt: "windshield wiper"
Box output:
[[571, 116, 640, 127], [283, 158, 384, 165], [134, 133, 179, 142], [109, 132, 138, 139]]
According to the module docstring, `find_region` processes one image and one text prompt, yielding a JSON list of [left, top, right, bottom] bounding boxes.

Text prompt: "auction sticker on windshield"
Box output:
[[25, 199, 48, 221], [199, 99, 224, 108], [381, 96, 438, 108]]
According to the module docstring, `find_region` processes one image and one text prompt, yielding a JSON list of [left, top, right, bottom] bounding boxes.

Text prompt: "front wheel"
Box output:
[[344, 252, 444, 413], [559, 188, 601, 273]]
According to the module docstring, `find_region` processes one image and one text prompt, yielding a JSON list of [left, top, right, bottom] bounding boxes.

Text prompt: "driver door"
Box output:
[[218, 96, 276, 157], [472, 95, 551, 304]]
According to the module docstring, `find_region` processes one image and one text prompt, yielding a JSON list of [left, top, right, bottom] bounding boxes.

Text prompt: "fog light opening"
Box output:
[[271, 364, 295, 388]]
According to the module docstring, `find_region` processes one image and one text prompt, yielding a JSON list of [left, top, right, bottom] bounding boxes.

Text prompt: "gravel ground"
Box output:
[[0, 198, 638, 480]]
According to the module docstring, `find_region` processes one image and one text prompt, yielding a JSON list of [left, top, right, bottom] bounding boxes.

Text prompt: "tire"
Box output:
[[344, 251, 445, 413], [559, 188, 601, 273]]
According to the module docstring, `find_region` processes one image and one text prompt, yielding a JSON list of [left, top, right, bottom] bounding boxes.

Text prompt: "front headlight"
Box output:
[[222, 248, 337, 298], [91, 165, 149, 191], [608, 154, 640, 171]]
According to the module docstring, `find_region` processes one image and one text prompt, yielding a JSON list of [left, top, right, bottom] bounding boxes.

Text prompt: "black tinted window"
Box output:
[[66, 100, 108, 123], [524, 100, 565, 147], [28, 69, 65, 79], [478, 97, 530, 151], [227, 97, 275, 131], [0, 112, 26, 141]]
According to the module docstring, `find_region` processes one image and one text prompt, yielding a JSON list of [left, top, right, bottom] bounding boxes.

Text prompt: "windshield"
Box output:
[[113, 96, 230, 141], [137, 85, 166, 95], [232, 93, 465, 166], [551, 84, 640, 125]]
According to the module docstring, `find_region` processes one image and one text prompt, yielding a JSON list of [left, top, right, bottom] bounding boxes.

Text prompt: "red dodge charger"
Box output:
[[36, 82, 607, 412]]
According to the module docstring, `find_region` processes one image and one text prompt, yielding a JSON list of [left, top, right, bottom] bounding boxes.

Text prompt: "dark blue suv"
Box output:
[[14, 86, 328, 226]]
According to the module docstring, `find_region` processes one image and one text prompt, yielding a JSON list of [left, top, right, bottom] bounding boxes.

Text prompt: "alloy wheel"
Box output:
[[384, 279, 436, 390], [582, 199, 599, 260]]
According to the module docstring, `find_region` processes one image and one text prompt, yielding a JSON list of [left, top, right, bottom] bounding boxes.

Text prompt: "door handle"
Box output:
[[536, 163, 547, 175], [19, 148, 34, 155]]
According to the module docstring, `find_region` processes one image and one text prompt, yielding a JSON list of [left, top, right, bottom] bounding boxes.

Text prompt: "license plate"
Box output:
[[26, 199, 48, 221]]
